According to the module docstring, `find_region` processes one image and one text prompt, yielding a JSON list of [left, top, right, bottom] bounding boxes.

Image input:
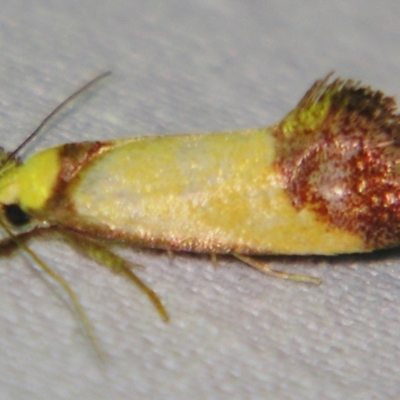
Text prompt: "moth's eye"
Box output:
[[4, 204, 30, 226]]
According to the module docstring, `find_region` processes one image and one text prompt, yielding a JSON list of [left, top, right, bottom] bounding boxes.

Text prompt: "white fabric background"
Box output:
[[0, 1, 399, 399]]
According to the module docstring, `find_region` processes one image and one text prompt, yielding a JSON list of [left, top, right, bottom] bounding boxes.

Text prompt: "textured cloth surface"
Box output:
[[0, 1, 400, 399]]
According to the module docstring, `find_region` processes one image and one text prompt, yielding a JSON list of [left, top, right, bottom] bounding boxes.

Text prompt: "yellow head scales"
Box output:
[[0, 147, 60, 211]]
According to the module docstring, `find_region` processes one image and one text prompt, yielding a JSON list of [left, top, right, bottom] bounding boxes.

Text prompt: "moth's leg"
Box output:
[[210, 253, 218, 268], [0, 224, 103, 358], [0, 227, 53, 256], [0, 234, 24, 255], [233, 253, 321, 284], [62, 230, 169, 322]]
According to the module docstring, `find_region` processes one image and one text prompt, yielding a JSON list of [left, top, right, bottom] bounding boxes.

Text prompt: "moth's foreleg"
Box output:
[[0, 227, 54, 256], [0, 224, 103, 358]]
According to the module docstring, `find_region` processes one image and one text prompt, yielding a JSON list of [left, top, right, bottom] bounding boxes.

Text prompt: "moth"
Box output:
[[1, 72, 398, 350]]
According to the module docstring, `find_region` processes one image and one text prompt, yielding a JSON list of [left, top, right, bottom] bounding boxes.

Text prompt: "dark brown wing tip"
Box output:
[[280, 73, 400, 141], [276, 74, 400, 250]]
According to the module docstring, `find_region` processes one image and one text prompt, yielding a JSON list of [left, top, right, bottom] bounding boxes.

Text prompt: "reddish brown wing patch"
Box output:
[[44, 141, 113, 213], [275, 75, 400, 250]]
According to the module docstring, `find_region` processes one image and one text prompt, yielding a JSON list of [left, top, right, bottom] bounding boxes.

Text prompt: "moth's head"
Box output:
[[275, 73, 400, 251]]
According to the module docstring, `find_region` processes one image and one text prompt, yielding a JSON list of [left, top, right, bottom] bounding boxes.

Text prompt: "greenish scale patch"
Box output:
[[279, 72, 398, 142], [280, 76, 334, 138]]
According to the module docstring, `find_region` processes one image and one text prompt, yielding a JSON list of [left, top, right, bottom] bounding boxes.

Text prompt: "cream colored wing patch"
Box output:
[[70, 131, 363, 254]]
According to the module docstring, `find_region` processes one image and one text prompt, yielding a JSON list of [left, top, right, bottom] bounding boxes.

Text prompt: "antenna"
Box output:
[[1, 71, 111, 168]]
